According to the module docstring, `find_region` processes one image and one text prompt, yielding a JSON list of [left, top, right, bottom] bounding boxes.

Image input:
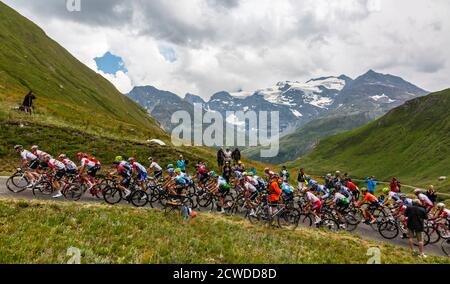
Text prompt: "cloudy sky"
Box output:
[[3, 0, 450, 98]]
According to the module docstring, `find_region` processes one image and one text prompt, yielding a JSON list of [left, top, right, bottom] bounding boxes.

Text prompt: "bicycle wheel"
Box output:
[[6, 174, 30, 193], [297, 213, 313, 227], [130, 190, 149, 207], [426, 226, 441, 245], [64, 184, 84, 201], [344, 214, 360, 232], [441, 239, 450, 256], [103, 186, 123, 205], [247, 208, 263, 225], [277, 208, 300, 230], [33, 181, 54, 196], [319, 218, 340, 231], [370, 208, 386, 230], [378, 221, 399, 240]]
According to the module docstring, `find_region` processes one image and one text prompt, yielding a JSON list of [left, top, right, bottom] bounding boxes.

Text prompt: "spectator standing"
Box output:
[[404, 201, 428, 258], [426, 185, 438, 204], [217, 149, 225, 168], [177, 155, 186, 173], [22, 90, 36, 115], [364, 176, 377, 194], [297, 168, 306, 189], [224, 148, 233, 164], [223, 161, 232, 183], [390, 177, 402, 193], [232, 148, 241, 165]]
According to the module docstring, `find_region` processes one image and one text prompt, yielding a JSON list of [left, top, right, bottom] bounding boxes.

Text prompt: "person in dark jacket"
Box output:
[[426, 185, 438, 204], [405, 201, 428, 258], [217, 149, 225, 168], [22, 91, 36, 114], [232, 148, 241, 165]]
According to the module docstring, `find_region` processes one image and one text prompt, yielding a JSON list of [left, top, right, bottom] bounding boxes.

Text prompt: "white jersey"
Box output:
[[20, 150, 37, 161], [149, 162, 162, 172], [132, 162, 147, 174], [80, 157, 98, 169], [217, 176, 227, 188], [418, 193, 433, 206], [244, 182, 257, 193], [62, 158, 77, 171], [34, 150, 52, 160], [306, 191, 320, 203], [333, 192, 348, 203], [48, 158, 66, 171]]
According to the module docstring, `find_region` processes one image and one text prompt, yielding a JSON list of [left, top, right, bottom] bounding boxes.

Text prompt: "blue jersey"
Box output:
[[177, 160, 186, 171]]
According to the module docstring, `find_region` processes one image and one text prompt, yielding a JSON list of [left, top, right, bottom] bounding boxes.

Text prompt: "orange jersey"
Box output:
[[363, 193, 378, 204]]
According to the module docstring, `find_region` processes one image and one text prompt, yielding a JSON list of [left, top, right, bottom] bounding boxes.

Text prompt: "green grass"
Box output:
[[288, 89, 450, 195], [0, 199, 447, 264], [0, 2, 166, 141]]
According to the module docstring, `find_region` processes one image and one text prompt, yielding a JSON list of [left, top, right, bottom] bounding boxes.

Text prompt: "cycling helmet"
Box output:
[[76, 152, 86, 159], [335, 171, 341, 175], [14, 145, 23, 151], [329, 188, 337, 195], [326, 173, 332, 178], [31, 145, 39, 150], [59, 154, 67, 159], [148, 157, 153, 161], [437, 203, 446, 209], [335, 182, 342, 187], [167, 164, 174, 169], [242, 172, 248, 176], [414, 189, 422, 195], [264, 168, 270, 173], [175, 168, 181, 174], [399, 194, 407, 199], [209, 171, 218, 178], [168, 168, 175, 174], [238, 160, 242, 164], [277, 179, 283, 185], [128, 157, 135, 163], [115, 156, 123, 162], [221, 183, 230, 191], [305, 175, 311, 181], [247, 172, 254, 177], [361, 187, 368, 193], [382, 188, 390, 194], [272, 174, 280, 179]]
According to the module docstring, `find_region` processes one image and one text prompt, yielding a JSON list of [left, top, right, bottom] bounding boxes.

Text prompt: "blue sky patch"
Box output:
[[159, 46, 177, 63], [94, 51, 127, 75]]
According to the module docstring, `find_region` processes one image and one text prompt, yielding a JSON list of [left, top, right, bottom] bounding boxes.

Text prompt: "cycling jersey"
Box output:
[[117, 162, 132, 176], [439, 209, 450, 220], [20, 150, 37, 162], [33, 150, 52, 160], [48, 158, 66, 171], [132, 162, 147, 174], [316, 185, 330, 199], [149, 162, 162, 172], [62, 158, 77, 171], [334, 192, 349, 206], [306, 191, 320, 203], [244, 181, 257, 193], [346, 182, 359, 192], [386, 191, 399, 202], [362, 193, 379, 204], [81, 157, 100, 169], [217, 176, 227, 188], [177, 160, 186, 172], [418, 193, 434, 207]]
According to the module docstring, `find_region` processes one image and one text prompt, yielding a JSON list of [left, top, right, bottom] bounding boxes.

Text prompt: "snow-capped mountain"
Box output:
[[126, 70, 428, 134]]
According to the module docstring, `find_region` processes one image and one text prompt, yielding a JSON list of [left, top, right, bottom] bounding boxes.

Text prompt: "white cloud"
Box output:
[[3, 0, 450, 97]]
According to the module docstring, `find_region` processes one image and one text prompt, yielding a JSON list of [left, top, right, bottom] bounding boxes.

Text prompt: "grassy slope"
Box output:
[[243, 113, 372, 164], [1, 199, 447, 264], [0, 2, 165, 141], [288, 89, 450, 194]]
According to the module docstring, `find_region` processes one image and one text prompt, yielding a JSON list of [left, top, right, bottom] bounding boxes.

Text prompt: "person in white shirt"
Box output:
[[58, 154, 78, 175]]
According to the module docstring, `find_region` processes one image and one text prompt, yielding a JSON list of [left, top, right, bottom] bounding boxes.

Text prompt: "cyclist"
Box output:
[[129, 157, 148, 191], [303, 185, 322, 225], [58, 154, 78, 175], [432, 203, 450, 238], [381, 187, 399, 205], [310, 182, 330, 200], [356, 188, 379, 224], [148, 157, 163, 179], [414, 189, 434, 212], [330, 188, 350, 228], [280, 180, 294, 202], [43, 155, 66, 198], [211, 172, 230, 214], [196, 161, 209, 185], [109, 156, 132, 198], [264, 168, 276, 180], [14, 145, 40, 186], [344, 180, 360, 199], [76, 152, 101, 189], [335, 182, 353, 203], [31, 145, 52, 170]]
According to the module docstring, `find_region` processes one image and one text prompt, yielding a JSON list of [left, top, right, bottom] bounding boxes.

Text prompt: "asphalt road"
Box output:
[[0, 177, 446, 258]]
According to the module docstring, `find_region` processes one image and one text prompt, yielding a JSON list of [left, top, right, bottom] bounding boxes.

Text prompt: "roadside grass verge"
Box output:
[[0, 199, 448, 264]]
